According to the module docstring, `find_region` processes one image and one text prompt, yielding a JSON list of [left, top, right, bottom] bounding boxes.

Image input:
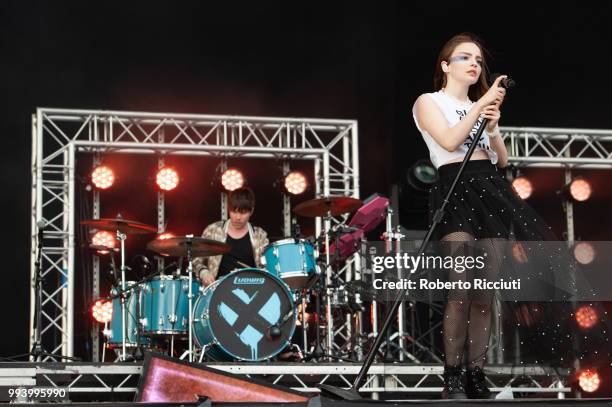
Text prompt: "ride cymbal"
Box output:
[[293, 196, 362, 217]]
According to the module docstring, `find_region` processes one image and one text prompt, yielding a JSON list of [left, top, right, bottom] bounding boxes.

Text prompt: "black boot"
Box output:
[[466, 366, 492, 399], [442, 365, 466, 399]]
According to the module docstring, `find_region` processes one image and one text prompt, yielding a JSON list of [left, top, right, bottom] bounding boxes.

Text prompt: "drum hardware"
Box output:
[[147, 235, 230, 362], [82, 216, 157, 361], [292, 196, 362, 361], [106, 281, 150, 361], [293, 196, 362, 218]]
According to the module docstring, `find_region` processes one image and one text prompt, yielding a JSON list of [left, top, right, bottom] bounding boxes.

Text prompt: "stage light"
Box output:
[[91, 230, 116, 249], [91, 166, 115, 190], [156, 167, 179, 191], [575, 305, 598, 329], [284, 171, 308, 195], [568, 177, 592, 202], [512, 176, 533, 200], [573, 242, 596, 265], [221, 168, 245, 191], [406, 159, 438, 192], [92, 299, 113, 324], [157, 232, 175, 240], [578, 369, 600, 393], [511, 242, 529, 264]]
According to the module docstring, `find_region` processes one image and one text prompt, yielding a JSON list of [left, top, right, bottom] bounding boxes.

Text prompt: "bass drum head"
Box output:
[[205, 268, 296, 361]]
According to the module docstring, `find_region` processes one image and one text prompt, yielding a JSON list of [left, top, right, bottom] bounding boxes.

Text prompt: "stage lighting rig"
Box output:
[[91, 165, 115, 190], [511, 176, 533, 200], [283, 171, 308, 195], [220, 167, 245, 192], [156, 166, 180, 191], [559, 176, 592, 202], [91, 299, 112, 324]]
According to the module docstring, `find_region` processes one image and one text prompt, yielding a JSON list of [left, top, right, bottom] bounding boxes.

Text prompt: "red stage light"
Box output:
[[284, 171, 308, 195], [221, 168, 244, 192], [156, 167, 179, 191], [91, 230, 116, 249], [511, 242, 529, 264], [575, 305, 598, 329], [569, 178, 591, 202], [512, 176, 533, 200], [157, 232, 174, 240], [578, 369, 601, 393], [91, 166, 115, 190], [573, 242, 596, 265], [92, 299, 113, 324]]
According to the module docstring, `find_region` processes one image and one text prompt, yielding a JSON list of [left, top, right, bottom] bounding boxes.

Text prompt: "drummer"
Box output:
[[194, 187, 269, 287]]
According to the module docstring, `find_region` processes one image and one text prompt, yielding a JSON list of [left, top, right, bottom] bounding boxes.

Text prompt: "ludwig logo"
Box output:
[[234, 277, 266, 285]]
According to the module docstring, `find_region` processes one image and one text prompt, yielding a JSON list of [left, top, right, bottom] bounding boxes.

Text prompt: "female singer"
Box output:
[[413, 33, 561, 399]]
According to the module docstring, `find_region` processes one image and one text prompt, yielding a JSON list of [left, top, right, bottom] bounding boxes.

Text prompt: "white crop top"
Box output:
[[412, 90, 498, 169]]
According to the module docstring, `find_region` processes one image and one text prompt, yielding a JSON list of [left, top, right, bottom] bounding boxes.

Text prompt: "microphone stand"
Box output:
[[321, 80, 512, 399]]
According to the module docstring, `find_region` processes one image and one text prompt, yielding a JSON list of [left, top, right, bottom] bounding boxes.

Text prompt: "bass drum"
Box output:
[[193, 268, 296, 361]]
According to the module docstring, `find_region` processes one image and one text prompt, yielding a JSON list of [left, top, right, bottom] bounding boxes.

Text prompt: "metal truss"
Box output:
[[1, 362, 570, 400], [501, 126, 612, 243], [30, 108, 359, 360], [501, 126, 612, 168]]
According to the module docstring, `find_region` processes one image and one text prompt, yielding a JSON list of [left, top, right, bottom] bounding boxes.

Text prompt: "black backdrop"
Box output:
[[2, 0, 612, 365]]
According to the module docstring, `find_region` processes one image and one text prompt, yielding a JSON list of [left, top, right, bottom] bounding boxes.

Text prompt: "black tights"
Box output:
[[441, 232, 506, 368]]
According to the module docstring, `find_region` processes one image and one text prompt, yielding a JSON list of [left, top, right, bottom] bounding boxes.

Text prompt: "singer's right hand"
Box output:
[[478, 75, 507, 107]]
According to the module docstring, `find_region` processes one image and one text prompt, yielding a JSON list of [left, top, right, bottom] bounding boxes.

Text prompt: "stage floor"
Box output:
[[0, 361, 577, 403]]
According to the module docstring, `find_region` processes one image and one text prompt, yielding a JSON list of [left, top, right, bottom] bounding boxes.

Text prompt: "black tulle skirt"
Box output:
[[428, 159, 557, 242], [426, 159, 581, 366]]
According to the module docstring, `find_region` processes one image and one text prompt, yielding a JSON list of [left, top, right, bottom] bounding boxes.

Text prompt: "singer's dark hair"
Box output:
[[229, 187, 255, 213], [433, 33, 491, 100]]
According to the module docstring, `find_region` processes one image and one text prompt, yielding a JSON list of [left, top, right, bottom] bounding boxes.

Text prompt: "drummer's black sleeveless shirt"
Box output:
[[218, 233, 255, 277]]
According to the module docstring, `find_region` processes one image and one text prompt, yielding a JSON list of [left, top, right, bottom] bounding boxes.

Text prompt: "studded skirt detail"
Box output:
[[427, 159, 578, 368], [428, 159, 557, 241]]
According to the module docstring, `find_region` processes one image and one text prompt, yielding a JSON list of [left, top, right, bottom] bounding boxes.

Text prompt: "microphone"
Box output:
[[268, 324, 282, 339], [491, 73, 516, 89], [36, 219, 46, 247]]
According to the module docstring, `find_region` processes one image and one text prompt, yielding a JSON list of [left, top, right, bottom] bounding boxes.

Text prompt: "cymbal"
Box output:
[[147, 236, 230, 257], [81, 218, 158, 234], [293, 196, 362, 218]]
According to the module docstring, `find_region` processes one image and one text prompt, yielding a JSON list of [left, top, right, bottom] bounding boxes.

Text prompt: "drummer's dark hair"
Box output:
[[229, 187, 255, 212]]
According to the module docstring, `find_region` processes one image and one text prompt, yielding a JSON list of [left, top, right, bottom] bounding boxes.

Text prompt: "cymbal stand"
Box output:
[[117, 229, 129, 362], [323, 212, 334, 359], [186, 235, 195, 362], [301, 296, 308, 355], [382, 206, 406, 361]]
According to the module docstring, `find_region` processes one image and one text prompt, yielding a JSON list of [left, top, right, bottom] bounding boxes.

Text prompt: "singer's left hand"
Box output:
[[482, 104, 501, 133]]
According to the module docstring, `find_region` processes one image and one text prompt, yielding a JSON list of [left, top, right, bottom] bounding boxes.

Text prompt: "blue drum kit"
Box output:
[[83, 196, 371, 363]]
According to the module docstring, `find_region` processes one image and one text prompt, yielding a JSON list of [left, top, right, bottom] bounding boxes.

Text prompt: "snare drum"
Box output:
[[107, 282, 150, 348], [140, 275, 201, 335], [262, 239, 318, 289], [192, 268, 296, 361]]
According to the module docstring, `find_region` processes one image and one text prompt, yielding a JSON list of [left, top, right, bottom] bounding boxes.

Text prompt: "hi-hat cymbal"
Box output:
[[147, 236, 230, 257], [293, 196, 362, 218], [81, 218, 158, 235]]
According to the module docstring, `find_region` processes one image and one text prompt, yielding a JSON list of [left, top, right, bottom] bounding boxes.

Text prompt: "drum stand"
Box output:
[[116, 230, 130, 362], [178, 235, 196, 362], [323, 213, 335, 359]]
